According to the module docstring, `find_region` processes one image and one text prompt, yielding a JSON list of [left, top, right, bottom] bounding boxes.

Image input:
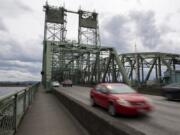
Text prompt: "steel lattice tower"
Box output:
[[41, 3, 130, 89]]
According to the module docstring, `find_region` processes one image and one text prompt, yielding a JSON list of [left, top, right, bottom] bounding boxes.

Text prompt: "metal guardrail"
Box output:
[[0, 83, 39, 135]]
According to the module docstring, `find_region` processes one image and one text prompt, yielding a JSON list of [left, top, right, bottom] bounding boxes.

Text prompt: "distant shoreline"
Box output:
[[0, 82, 38, 87], [0, 85, 29, 87]]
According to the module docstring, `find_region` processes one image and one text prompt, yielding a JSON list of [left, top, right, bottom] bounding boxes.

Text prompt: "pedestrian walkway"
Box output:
[[16, 86, 88, 135]]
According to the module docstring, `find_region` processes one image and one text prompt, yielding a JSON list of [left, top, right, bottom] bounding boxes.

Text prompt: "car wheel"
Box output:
[[108, 104, 116, 116], [90, 97, 96, 107]]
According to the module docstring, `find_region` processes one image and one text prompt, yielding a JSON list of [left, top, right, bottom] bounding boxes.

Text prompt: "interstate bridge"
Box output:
[[1, 3, 180, 135]]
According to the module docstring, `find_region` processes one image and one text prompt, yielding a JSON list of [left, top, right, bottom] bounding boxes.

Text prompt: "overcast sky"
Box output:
[[0, 0, 180, 81]]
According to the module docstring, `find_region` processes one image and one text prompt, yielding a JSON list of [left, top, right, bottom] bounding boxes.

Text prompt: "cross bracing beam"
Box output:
[[42, 40, 131, 87], [119, 52, 180, 86]]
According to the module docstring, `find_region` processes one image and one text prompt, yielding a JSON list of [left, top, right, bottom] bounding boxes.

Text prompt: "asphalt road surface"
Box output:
[[56, 86, 180, 135]]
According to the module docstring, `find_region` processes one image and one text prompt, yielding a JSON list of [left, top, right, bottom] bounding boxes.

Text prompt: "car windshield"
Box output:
[[106, 84, 135, 94]]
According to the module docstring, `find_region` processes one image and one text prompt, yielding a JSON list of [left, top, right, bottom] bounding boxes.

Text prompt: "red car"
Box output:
[[90, 83, 153, 116]]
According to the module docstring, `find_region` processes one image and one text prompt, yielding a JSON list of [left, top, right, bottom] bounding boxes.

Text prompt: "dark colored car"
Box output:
[[62, 80, 72, 87], [162, 83, 180, 100], [90, 83, 153, 116]]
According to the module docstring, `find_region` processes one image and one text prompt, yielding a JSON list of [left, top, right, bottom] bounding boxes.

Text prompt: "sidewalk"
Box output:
[[16, 86, 88, 135]]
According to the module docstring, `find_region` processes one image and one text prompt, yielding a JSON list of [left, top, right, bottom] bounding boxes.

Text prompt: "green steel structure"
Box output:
[[41, 3, 129, 89], [41, 3, 180, 89], [120, 52, 180, 86]]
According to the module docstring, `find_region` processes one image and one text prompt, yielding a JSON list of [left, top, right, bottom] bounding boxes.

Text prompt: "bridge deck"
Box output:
[[55, 86, 180, 135], [16, 85, 88, 135]]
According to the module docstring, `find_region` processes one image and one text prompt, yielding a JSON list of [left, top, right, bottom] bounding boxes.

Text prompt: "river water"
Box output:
[[0, 87, 26, 98]]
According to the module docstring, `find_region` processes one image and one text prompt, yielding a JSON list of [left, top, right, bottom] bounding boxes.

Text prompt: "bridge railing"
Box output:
[[0, 83, 39, 135]]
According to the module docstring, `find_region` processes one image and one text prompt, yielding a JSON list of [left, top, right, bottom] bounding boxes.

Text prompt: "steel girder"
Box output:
[[43, 41, 130, 86], [119, 52, 180, 86]]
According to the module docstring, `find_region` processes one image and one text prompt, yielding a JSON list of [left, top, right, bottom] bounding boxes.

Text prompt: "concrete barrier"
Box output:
[[53, 89, 144, 135]]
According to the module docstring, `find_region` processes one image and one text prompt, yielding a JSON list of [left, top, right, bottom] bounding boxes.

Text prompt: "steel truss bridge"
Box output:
[[41, 3, 180, 88], [120, 52, 180, 86]]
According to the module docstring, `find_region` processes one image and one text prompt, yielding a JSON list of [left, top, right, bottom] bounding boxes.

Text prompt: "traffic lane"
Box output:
[[56, 86, 180, 112], [56, 86, 90, 105], [55, 86, 180, 135]]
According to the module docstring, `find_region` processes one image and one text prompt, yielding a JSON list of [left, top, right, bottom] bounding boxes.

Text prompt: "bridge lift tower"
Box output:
[[42, 3, 67, 87], [41, 3, 130, 89]]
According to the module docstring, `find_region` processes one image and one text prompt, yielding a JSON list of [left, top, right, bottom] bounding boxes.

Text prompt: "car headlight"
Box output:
[[116, 99, 131, 107], [144, 97, 153, 105]]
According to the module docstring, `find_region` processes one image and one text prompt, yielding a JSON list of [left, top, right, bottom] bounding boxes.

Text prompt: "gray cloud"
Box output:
[[0, 0, 40, 81], [136, 0, 142, 5], [15, 0, 32, 11], [0, 33, 42, 81], [0, 69, 40, 81], [177, 9, 180, 14], [0, 0, 32, 18], [0, 36, 42, 62], [0, 18, 7, 32], [101, 10, 178, 53], [129, 11, 161, 48], [0, 0, 37, 62], [0, 60, 41, 74], [101, 15, 133, 52], [0, 37, 42, 81], [159, 24, 176, 34]]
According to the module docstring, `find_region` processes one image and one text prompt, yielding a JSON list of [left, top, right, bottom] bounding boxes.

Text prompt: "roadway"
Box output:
[[55, 86, 180, 135]]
